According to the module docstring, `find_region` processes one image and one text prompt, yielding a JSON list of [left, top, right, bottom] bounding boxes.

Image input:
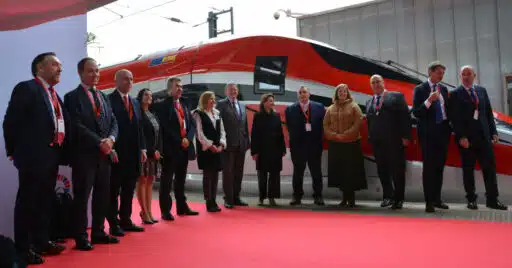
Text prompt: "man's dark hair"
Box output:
[[77, 57, 96, 73], [167, 77, 181, 89], [428, 61, 446, 73], [31, 52, 56, 77]]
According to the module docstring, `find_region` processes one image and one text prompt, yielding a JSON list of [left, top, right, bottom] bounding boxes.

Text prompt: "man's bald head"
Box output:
[[460, 65, 476, 88], [115, 69, 133, 94], [370, 74, 385, 94]]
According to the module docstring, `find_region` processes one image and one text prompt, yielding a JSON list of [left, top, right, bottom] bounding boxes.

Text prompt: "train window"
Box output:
[[254, 56, 288, 95]]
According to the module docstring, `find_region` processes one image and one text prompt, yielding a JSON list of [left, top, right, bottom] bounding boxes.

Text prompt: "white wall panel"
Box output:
[[298, 0, 512, 113]]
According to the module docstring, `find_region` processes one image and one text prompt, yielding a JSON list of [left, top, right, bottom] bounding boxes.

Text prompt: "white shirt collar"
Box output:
[[462, 84, 475, 91], [36, 76, 50, 89], [374, 89, 387, 97], [299, 100, 310, 107], [428, 79, 439, 88], [117, 89, 129, 98]]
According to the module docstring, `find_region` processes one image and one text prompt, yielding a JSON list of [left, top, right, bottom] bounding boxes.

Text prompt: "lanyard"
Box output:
[[84, 86, 103, 118], [301, 103, 310, 122], [374, 91, 386, 110], [35, 78, 62, 119], [469, 88, 479, 109]]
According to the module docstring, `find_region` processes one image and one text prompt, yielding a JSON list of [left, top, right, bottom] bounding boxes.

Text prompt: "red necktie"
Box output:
[[124, 95, 133, 120], [175, 102, 186, 137]]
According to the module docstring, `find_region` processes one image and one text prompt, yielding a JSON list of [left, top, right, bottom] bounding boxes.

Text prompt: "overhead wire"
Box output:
[[93, 0, 178, 29]]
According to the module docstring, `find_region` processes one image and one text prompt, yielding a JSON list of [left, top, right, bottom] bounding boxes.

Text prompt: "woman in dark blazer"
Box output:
[[250, 93, 286, 206], [193, 91, 227, 212], [136, 88, 163, 224]]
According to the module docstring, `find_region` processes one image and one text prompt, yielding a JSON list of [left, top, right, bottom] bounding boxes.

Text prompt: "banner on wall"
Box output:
[[0, 14, 89, 239]]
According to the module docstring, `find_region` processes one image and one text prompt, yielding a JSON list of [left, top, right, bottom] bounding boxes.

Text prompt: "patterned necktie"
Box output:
[[470, 88, 477, 103], [433, 84, 443, 123], [232, 100, 240, 120], [375, 95, 381, 110]]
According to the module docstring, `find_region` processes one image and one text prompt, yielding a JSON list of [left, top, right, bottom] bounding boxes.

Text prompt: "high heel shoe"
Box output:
[[140, 211, 154, 225]]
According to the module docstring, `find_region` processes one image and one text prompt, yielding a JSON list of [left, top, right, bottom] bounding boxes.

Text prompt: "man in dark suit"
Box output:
[[366, 75, 411, 210], [107, 69, 146, 236], [285, 86, 325, 206], [157, 77, 199, 220], [449, 65, 507, 210], [64, 57, 119, 250], [216, 83, 250, 208], [412, 61, 451, 213], [3, 52, 67, 264]]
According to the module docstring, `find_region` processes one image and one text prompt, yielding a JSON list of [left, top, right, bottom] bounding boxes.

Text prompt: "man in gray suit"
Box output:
[[217, 83, 250, 208]]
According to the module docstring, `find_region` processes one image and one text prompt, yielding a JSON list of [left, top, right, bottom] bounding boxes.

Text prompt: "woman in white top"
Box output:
[[193, 91, 227, 212]]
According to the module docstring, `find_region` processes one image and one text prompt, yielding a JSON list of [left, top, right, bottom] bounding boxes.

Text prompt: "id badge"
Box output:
[[57, 118, 65, 133], [305, 123, 312, 132], [473, 110, 479, 120]]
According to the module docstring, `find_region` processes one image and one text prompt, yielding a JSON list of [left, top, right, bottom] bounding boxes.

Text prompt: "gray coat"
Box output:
[[216, 98, 250, 152]]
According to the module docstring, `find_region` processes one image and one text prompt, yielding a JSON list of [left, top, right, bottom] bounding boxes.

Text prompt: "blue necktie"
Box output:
[[470, 88, 477, 103], [375, 95, 381, 109], [433, 84, 443, 123]]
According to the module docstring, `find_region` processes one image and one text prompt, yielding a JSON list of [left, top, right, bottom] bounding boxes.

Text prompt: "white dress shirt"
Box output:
[[194, 108, 227, 151], [37, 76, 65, 135]]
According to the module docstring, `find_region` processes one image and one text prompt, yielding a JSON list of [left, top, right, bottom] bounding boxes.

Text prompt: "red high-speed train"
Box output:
[[97, 35, 512, 202]]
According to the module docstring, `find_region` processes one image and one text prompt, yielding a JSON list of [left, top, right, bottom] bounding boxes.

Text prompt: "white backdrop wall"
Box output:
[[0, 14, 87, 238]]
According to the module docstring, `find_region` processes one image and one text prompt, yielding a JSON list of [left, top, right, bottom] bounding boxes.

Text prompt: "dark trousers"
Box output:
[[257, 170, 280, 200], [372, 139, 406, 201], [159, 153, 188, 215], [459, 140, 499, 202], [107, 167, 137, 227], [421, 122, 450, 205], [72, 156, 111, 239], [14, 167, 58, 252], [291, 149, 323, 199], [222, 149, 246, 203], [202, 169, 219, 201]]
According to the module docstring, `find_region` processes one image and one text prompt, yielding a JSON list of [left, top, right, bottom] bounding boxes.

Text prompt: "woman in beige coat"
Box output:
[[323, 84, 367, 207]]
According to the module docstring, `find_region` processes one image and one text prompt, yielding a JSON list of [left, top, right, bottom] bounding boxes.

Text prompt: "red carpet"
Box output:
[[40, 201, 512, 268]]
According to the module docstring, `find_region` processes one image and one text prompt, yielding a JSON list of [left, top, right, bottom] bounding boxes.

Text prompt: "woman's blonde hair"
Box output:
[[333, 83, 353, 102], [197, 91, 216, 111], [259, 93, 275, 112]]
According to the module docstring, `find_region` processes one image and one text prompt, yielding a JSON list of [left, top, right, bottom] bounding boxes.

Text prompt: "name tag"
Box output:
[[305, 123, 312, 132], [57, 118, 65, 133], [473, 110, 479, 120]]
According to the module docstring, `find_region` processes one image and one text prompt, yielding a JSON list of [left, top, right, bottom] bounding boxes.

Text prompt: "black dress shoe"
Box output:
[[91, 234, 119, 244], [177, 209, 199, 216], [110, 225, 125, 237], [206, 204, 222, 212], [224, 203, 234, 209], [380, 199, 393, 207], [486, 200, 508, 210], [425, 204, 435, 213], [74, 239, 93, 251], [467, 201, 478, 210], [37, 241, 65, 256], [162, 214, 175, 221], [314, 197, 325, 206], [434, 202, 449, 209], [234, 199, 249, 206], [391, 200, 403, 210], [22, 249, 44, 265], [290, 198, 301, 206], [120, 223, 145, 232]]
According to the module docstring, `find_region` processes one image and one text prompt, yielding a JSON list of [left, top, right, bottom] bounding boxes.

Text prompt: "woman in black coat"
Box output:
[[137, 88, 163, 224], [250, 93, 286, 206], [193, 91, 226, 212]]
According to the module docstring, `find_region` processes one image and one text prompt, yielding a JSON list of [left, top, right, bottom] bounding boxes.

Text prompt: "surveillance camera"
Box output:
[[273, 12, 280, 20]]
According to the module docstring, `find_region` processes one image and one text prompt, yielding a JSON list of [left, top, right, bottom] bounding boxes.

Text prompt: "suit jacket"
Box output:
[[412, 81, 450, 139], [449, 85, 497, 145], [216, 98, 250, 152], [155, 96, 196, 160], [3, 79, 70, 170], [140, 110, 163, 159], [366, 91, 412, 143], [285, 100, 325, 154], [108, 90, 145, 174], [64, 85, 118, 163]]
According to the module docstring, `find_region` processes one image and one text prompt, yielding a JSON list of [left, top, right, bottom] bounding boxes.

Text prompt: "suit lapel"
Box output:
[[34, 80, 54, 124], [78, 86, 98, 120]]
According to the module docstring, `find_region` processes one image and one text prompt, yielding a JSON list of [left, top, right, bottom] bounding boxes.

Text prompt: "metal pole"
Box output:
[[230, 7, 234, 35]]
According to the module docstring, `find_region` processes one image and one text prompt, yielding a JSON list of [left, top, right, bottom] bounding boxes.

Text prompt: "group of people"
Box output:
[[3, 52, 508, 266]]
